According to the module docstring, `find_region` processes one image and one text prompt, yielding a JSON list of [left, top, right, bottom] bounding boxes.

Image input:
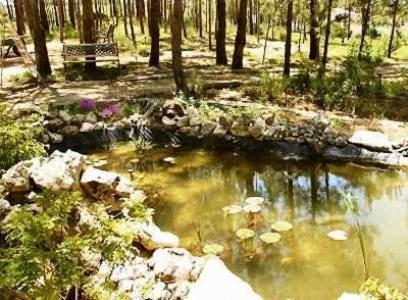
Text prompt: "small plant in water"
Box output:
[[344, 193, 369, 280], [132, 136, 153, 153]]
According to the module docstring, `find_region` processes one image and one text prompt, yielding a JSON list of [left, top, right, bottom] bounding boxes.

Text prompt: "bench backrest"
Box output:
[[63, 42, 119, 57]]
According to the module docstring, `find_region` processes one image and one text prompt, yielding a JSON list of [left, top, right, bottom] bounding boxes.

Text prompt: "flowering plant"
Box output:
[[100, 104, 120, 119], [79, 98, 97, 111]]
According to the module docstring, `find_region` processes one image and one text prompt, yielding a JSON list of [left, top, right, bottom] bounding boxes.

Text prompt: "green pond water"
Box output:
[[91, 142, 408, 300]]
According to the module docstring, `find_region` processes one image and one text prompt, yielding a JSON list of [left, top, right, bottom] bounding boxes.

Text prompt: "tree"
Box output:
[[309, 0, 319, 60], [38, 0, 50, 33], [284, 0, 293, 76], [215, 0, 227, 64], [150, 0, 160, 66], [231, 0, 248, 69], [358, 0, 373, 60], [171, 0, 187, 91], [322, 0, 333, 70], [68, 0, 76, 28], [57, 0, 64, 41], [14, 0, 25, 35], [83, 0, 96, 71], [23, 0, 52, 80], [387, 0, 399, 58]]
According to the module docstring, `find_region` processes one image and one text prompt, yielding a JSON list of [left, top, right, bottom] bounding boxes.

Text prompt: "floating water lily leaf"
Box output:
[[129, 158, 140, 164], [243, 203, 262, 213], [202, 243, 224, 255], [260, 232, 281, 244], [236, 228, 255, 240], [271, 221, 293, 232], [222, 204, 242, 215], [244, 197, 265, 205], [327, 230, 348, 241], [163, 157, 176, 163]]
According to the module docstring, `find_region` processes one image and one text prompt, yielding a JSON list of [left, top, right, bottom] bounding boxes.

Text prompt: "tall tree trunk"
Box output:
[[150, 0, 160, 66], [358, 0, 372, 60], [322, 0, 333, 70], [128, 0, 137, 44], [347, 3, 352, 39], [68, 0, 76, 27], [53, 0, 59, 27], [231, 0, 247, 69], [262, 15, 271, 65], [139, 0, 146, 34], [14, 0, 26, 35], [123, 0, 129, 36], [57, 0, 64, 41], [83, 0, 96, 71], [23, 0, 52, 79], [215, 0, 227, 64], [171, 0, 187, 91], [198, 0, 203, 37], [76, 0, 83, 42], [39, 0, 50, 32], [283, 0, 293, 76], [248, 0, 253, 34], [309, 0, 319, 60], [208, 0, 212, 49], [387, 0, 399, 58], [182, 2, 188, 38]]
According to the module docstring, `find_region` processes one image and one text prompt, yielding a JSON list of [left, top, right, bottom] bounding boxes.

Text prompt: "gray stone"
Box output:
[[231, 121, 249, 137], [84, 112, 98, 124], [135, 222, 180, 251], [264, 114, 275, 126], [162, 116, 177, 129], [49, 132, 64, 143], [44, 118, 65, 131], [61, 125, 79, 136], [201, 122, 217, 136], [348, 130, 393, 152], [80, 122, 96, 132], [213, 124, 227, 137], [58, 110, 72, 124], [71, 114, 85, 125], [248, 117, 266, 138], [1, 159, 42, 192], [189, 116, 203, 127], [218, 115, 232, 129], [176, 116, 190, 127], [186, 106, 199, 118]]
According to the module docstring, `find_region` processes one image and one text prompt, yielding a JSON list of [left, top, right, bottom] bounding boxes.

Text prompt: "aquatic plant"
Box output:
[[271, 221, 293, 232], [344, 193, 369, 280], [236, 228, 255, 240], [222, 204, 242, 215], [79, 98, 97, 111], [260, 232, 281, 244], [132, 136, 153, 153], [202, 243, 224, 256]]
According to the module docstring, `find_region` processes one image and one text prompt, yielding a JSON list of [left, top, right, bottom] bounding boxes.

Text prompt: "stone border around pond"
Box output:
[[42, 100, 408, 168]]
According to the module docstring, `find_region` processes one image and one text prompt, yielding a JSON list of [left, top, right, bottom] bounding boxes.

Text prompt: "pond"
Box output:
[[90, 142, 408, 300]]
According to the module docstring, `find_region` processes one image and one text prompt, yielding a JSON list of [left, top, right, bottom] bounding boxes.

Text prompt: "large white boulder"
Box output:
[[30, 150, 86, 191], [148, 248, 203, 283], [348, 130, 393, 152], [80, 167, 135, 198], [136, 222, 180, 251], [188, 257, 262, 300], [1, 158, 44, 192]]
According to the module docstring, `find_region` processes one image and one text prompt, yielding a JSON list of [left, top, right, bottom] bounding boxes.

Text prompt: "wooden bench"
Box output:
[[62, 42, 120, 79]]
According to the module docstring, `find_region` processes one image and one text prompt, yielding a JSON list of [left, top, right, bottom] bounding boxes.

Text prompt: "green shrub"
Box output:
[[242, 72, 284, 103], [0, 104, 46, 171]]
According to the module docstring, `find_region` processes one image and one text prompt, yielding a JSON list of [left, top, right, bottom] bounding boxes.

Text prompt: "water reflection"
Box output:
[[91, 143, 408, 300]]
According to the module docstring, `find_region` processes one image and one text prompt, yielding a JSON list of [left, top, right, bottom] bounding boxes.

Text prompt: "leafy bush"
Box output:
[[0, 190, 151, 299], [0, 104, 46, 171], [360, 278, 407, 300]]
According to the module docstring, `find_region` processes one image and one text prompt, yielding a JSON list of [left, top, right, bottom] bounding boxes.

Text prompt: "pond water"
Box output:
[[91, 142, 408, 300]]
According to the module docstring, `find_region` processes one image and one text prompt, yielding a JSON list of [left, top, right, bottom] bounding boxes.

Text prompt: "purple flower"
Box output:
[[100, 104, 120, 119], [79, 98, 97, 111]]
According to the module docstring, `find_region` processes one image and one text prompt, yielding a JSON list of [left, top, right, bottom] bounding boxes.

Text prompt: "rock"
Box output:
[[231, 121, 249, 137], [167, 281, 191, 299], [248, 118, 266, 138], [201, 122, 217, 136], [136, 221, 180, 250], [218, 115, 232, 129], [335, 136, 347, 147], [163, 100, 185, 117], [348, 130, 393, 152], [44, 118, 65, 131], [176, 116, 190, 127], [213, 124, 228, 137], [264, 114, 275, 126], [58, 110, 72, 124], [71, 114, 85, 125], [189, 116, 203, 126], [49, 132, 64, 143], [40, 133, 50, 144], [31, 150, 86, 191], [149, 248, 203, 283], [84, 112, 98, 124], [0, 198, 11, 218], [80, 122, 96, 132], [81, 167, 135, 198], [61, 125, 79, 136], [1, 158, 44, 193], [186, 106, 199, 118], [187, 257, 262, 300], [162, 116, 177, 129], [146, 282, 172, 300]]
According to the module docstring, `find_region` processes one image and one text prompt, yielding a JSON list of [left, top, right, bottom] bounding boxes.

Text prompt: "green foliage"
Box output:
[[360, 278, 407, 300], [0, 190, 150, 299], [132, 136, 154, 152], [0, 104, 46, 171], [242, 72, 285, 103]]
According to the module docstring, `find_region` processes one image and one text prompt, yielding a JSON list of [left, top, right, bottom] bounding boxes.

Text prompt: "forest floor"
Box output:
[[1, 33, 408, 121]]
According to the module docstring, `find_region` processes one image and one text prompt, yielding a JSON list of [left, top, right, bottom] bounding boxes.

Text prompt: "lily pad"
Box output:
[[222, 204, 242, 215], [235, 228, 255, 240], [243, 203, 262, 213], [244, 197, 265, 205], [260, 232, 281, 244], [271, 221, 293, 232], [202, 243, 224, 255], [327, 230, 348, 241], [163, 157, 176, 163]]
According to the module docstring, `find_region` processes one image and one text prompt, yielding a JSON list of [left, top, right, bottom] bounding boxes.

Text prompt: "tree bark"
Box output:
[[231, 0, 247, 69], [208, 0, 212, 49], [309, 0, 319, 60], [358, 0, 372, 60], [14, 0, 26, 35], [76, 0, 83, 42], [128, 0, 137, 44], [262, 15, 270, 65], [83, 0, 96, 71], [283, 0, 293, 76], [198, 0, 203, 37], [322, 0, 333, 69], [139, 0, 146, 34], [123, 0, 129, 36], [23, 0, 52, 79], [215, 0, 227, 64], [149, 0, 160, 66], [171, 0, 187, 91], [68, 0, 76, 27], [57, 0, 64, 41], [39, 0, 50, 32], [248, 0, 253, 34], [387, 0, 399, 58]]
